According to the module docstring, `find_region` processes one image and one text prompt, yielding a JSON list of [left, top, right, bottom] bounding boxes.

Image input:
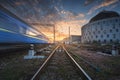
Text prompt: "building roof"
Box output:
[[89, 10, 120, 23]]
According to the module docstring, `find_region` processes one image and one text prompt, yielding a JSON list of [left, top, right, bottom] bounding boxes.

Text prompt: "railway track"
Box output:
[[31, 44, 92, 80]]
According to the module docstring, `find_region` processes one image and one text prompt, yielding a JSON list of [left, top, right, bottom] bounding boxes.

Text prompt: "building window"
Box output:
[[98, 40, 101, 43], [98, 31, 100, 33], [110, 29, 112, 32], [110, 39, 113, 42], [101, 35, 103, 38], [104, 39, 106, 43], [107, 34, 109, 38], [116, 29, 119, 32], [96, 35, 98, 38], [113, 24, 115, 29]]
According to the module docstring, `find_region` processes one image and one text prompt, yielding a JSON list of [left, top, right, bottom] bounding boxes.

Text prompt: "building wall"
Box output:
[[70, 35, 81, 43], [81, 17, 120, 43]]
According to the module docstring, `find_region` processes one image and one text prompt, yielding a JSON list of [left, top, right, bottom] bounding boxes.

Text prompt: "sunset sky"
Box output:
[[0, 0, 120, 41]]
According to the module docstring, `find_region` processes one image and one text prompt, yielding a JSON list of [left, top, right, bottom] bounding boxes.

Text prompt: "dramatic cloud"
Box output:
[[55, 19, 88, 35], [0, 0, 63, 24], [84, 0, 95, 6], [30, 18, 88, 41], [66, 19, 88, 25], [61, 10, 85, 20], [31, 23, 68, 42], [2, 0, 118, 41], [87, 0, 119, 14]]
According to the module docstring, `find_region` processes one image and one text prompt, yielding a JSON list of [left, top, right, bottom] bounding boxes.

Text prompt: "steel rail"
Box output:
[[71, 52, 100, 72], [31, 44, 92, 80], [31, 45, 60, 80], [62, 45, 92, 80]]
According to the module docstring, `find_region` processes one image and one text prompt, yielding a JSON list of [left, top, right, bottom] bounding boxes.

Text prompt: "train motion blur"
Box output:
[[0, 5, 48, 44]]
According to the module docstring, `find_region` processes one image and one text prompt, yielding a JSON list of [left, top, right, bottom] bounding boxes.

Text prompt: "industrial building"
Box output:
[[70, 35, 81, 44], [62, 35, 81, 44]]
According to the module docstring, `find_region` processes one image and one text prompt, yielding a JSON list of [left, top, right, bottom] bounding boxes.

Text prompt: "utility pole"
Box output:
[[69, 26, 70, 44], [53, 25, 55, 44]]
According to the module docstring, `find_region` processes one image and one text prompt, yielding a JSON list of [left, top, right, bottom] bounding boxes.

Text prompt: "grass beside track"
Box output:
[[66, 44, 120, 80], [0, 50, 46, 80]]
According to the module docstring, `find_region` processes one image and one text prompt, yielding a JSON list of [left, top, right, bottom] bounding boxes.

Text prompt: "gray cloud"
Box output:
[[84, 0, 95, 6], [0, 0, 63, 24], [87, 0, 119, 15]]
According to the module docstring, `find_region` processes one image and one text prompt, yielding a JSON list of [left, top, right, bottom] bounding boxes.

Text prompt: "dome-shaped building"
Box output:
[[81, 10, 120, 44]]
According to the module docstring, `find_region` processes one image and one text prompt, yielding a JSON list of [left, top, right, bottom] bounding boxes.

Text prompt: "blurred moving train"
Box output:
[[0, 5, 48, 43]]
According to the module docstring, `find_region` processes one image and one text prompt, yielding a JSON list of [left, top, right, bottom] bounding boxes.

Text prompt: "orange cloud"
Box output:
[[32, 24, 69, 42], [55, 19, 88, 36], [30, 10, 88, 42]]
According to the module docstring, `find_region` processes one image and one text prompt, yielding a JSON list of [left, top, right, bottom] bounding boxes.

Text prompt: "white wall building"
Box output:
[[62, 35, 81, 44], [81, 10, 120, 44], [70, 35, 81, 44]]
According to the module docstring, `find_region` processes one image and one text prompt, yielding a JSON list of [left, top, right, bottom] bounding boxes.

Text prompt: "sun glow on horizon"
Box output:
[[32, 20, 87, 42]]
